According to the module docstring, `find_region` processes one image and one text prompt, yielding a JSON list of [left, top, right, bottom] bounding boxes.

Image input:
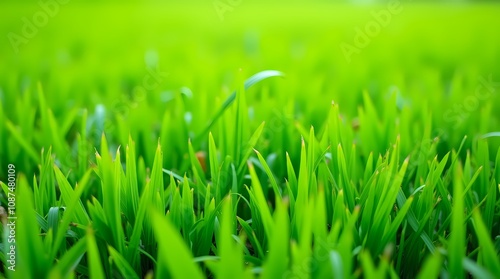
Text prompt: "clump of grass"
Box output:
[[1, 3, 500, 278], [1, 68, 499, 278]]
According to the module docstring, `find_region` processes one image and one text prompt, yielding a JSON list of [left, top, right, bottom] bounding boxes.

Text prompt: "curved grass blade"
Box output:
[[109, 246, 140, 279], [194, 70, 284, 144], [49, 237, 88, 278], [151, 209, 204, 279]]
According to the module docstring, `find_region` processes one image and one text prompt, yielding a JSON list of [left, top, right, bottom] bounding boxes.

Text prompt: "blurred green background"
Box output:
[[1, 0, 500, 179]]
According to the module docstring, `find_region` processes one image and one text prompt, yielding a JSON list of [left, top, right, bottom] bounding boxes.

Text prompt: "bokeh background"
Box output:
[[2, 0, 500, 179]]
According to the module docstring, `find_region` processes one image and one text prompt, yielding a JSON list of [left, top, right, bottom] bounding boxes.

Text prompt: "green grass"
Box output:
[[1, 1, 500, 278]]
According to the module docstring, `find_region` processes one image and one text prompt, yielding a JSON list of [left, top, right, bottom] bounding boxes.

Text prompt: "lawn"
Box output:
[[1, 1, 500, 278]]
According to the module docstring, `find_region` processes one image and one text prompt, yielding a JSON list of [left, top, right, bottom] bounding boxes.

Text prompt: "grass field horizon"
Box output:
[[1, 1, 500, 278]]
